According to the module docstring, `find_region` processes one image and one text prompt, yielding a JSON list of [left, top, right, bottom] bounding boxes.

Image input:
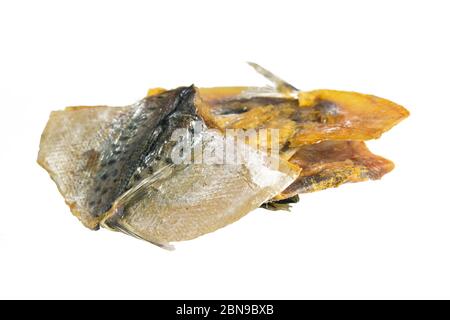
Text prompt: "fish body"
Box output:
[[38, 63, 409, 247]]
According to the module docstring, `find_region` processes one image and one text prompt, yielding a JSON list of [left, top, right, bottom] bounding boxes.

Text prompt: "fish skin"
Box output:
[[87, 86, 197, 218], [38, 105, 126, 229]]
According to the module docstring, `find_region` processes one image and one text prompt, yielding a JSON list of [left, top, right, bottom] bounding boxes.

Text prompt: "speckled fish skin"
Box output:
[[87, 86, 197, 218]]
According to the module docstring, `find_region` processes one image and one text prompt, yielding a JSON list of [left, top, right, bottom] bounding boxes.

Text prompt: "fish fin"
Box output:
[[247, 62, 299, 95], [261, 195, 299, 211], [116, 223, 175, 250], [103, 213, 175, 250], [100, 164, 180, 250], [239, 86, 290, 99], [114, 164, 176, 209]]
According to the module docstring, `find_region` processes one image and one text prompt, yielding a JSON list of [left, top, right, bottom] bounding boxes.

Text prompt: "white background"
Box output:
[[1, 0, 449, 299]]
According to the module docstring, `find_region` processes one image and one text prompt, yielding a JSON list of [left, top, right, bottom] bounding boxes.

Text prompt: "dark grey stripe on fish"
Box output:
[[87, 86, 198, 217]]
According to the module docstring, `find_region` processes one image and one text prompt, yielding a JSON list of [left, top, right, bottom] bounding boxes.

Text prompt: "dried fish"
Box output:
[[38, 63, 408, 247]]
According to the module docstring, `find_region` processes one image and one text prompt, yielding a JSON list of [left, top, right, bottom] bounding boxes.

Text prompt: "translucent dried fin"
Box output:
[[113, 164, 176, 210], [102, 208, 174, 250], [278, 141, 395, 199], [247, 62, 298, 96]]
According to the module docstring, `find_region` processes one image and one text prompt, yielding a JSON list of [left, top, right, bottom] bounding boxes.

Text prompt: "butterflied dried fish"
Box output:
[[38, 63, 408, 247]]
